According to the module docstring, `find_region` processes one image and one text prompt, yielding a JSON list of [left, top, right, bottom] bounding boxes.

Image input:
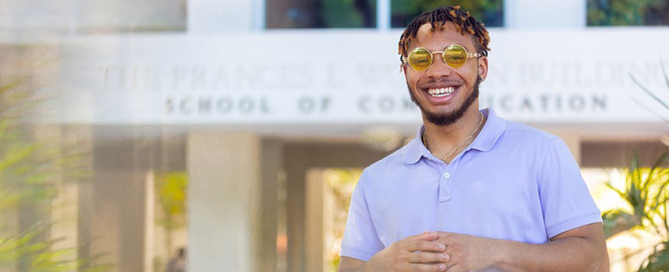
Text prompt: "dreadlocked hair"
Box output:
[[398, 6, 491, 62]]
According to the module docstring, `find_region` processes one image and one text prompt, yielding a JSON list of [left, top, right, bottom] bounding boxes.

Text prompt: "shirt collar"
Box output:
[[402, 108, 507, 164], [402, 126, 431, 164], [469, 108, 507, 152]]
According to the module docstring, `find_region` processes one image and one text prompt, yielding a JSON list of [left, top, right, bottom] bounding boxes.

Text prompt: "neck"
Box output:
[[422, 107, 486, 162]]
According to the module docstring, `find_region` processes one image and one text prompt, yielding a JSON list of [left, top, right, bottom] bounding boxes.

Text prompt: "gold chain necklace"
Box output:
[[422, 112, 484, 162]]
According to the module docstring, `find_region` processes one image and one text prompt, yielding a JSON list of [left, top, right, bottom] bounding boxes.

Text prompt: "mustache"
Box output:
[[420, 78, 464, 86]]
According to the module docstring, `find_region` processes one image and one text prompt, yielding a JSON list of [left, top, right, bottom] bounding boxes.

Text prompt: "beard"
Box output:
[[408, 75, 482, 126]]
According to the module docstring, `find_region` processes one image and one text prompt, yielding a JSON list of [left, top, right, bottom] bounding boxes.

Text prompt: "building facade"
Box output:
[[1, 0, 669, 271]]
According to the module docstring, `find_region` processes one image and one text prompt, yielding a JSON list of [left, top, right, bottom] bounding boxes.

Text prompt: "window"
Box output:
[[587, 0, 669, 26], [266, 0, 377, 29], [391, 0, 504, 28]]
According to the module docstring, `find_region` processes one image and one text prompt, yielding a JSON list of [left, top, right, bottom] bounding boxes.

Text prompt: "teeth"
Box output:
[[427, 87, 455, 97]]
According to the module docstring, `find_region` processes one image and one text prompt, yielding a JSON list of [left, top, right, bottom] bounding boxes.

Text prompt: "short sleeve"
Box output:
[[539, 138, 602, 239], [339, 170, 385, 261]]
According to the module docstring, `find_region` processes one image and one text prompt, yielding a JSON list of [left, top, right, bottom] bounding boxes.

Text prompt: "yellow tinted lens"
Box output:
[[408, 48, 432, 71], [444, 44, 468, 68]]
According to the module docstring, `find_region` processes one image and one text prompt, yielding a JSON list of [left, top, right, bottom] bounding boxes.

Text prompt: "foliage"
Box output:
[[628, 57, 669, 123], [623, 25, 669, 272], [588, 0, 669, 26], [391, 0, 504, 28], [267, 0, 376, 28], [602, 152, 669, 271], [270, 0, 504, 29], [323, 0, 376, 28], [0, 79, 113, 271], [324, 169, 362, 272], [324, 169, 360, 214], [638, 242, 669, 272], [154, 172, 188, 231], [0, 225, 113, 272], [154, 171, 187, 271]]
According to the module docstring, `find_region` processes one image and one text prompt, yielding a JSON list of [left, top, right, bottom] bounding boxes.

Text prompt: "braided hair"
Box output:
[[398, 6, 491, 62]]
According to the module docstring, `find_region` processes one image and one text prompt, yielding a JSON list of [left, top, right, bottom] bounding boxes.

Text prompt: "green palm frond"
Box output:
[[603, 150, 669, 271], [602, 151, 669, 239], [602, 209, 640, 238], [638, 242, 669, 272], [0, 79, 113, 271]]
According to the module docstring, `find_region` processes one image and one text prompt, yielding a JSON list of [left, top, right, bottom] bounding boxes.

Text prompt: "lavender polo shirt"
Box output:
[[340, 108, 602, 261]]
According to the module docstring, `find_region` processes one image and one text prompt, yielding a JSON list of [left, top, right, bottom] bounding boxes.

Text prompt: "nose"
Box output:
[[425, 53, 453, 79]]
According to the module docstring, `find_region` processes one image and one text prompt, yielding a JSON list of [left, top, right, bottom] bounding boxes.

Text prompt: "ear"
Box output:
[[399, 54, 408, 75], [477, 56, 489, 81]]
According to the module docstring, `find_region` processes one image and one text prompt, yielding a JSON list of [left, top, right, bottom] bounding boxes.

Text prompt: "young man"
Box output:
[[338, 6, 609, 272]]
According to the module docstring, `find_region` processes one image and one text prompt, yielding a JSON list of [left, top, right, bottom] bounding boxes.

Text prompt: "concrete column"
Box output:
[[74, 126, 94, 268], [187, 133, 279, 271], [305, 170, 325, 272], [88, 170, 147, 272], [89, 199, 121, 266], [282, 142, 387, 272], [259, 139, 281, 272], [144, 172, 155, 272], [285, 146, 308, 272], [77, 176, 93, 263], [87, 132, 156, 272]]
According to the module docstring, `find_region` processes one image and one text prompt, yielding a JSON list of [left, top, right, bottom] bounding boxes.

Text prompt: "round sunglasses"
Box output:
[[402, 44, 481, 72]]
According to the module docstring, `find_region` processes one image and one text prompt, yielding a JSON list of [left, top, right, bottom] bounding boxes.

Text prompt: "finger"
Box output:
[[406, 240, 446, 252], [409, 263, 447, 272], [435, 231, 451, 241], [406, 231, 439, 241], [408, 251, 450, 264], [404, 230, 439, 240]]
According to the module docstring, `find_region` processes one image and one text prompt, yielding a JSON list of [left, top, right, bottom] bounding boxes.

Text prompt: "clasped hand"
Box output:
[[367, 231, 501, 272]]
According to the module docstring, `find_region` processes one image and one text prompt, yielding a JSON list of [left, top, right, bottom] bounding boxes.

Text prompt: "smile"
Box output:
[[427, 87, 455, 97]]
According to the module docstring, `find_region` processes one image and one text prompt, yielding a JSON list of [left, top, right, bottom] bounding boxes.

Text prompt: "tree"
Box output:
[[588, 0, 669, 26], [602, 152, 669, 271], [391, 0, 504, 28], [154, 172, 188, 256], [0, 78, 113, 271]]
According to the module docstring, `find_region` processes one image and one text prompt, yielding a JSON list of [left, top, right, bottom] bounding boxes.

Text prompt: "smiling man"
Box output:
[[338, 6, 609, 272]]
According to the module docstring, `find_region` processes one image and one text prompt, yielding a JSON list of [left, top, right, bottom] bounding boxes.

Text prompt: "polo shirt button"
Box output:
[[443, 172, 451, 179]]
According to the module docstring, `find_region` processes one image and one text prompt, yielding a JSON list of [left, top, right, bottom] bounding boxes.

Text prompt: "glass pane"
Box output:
[[391, 0, 504, 28], [587, 0, 669, 26], [266, 0, 377, 29]]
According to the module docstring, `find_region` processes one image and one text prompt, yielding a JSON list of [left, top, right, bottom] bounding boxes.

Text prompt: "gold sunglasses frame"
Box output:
[[401, 44, 481, 72]]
